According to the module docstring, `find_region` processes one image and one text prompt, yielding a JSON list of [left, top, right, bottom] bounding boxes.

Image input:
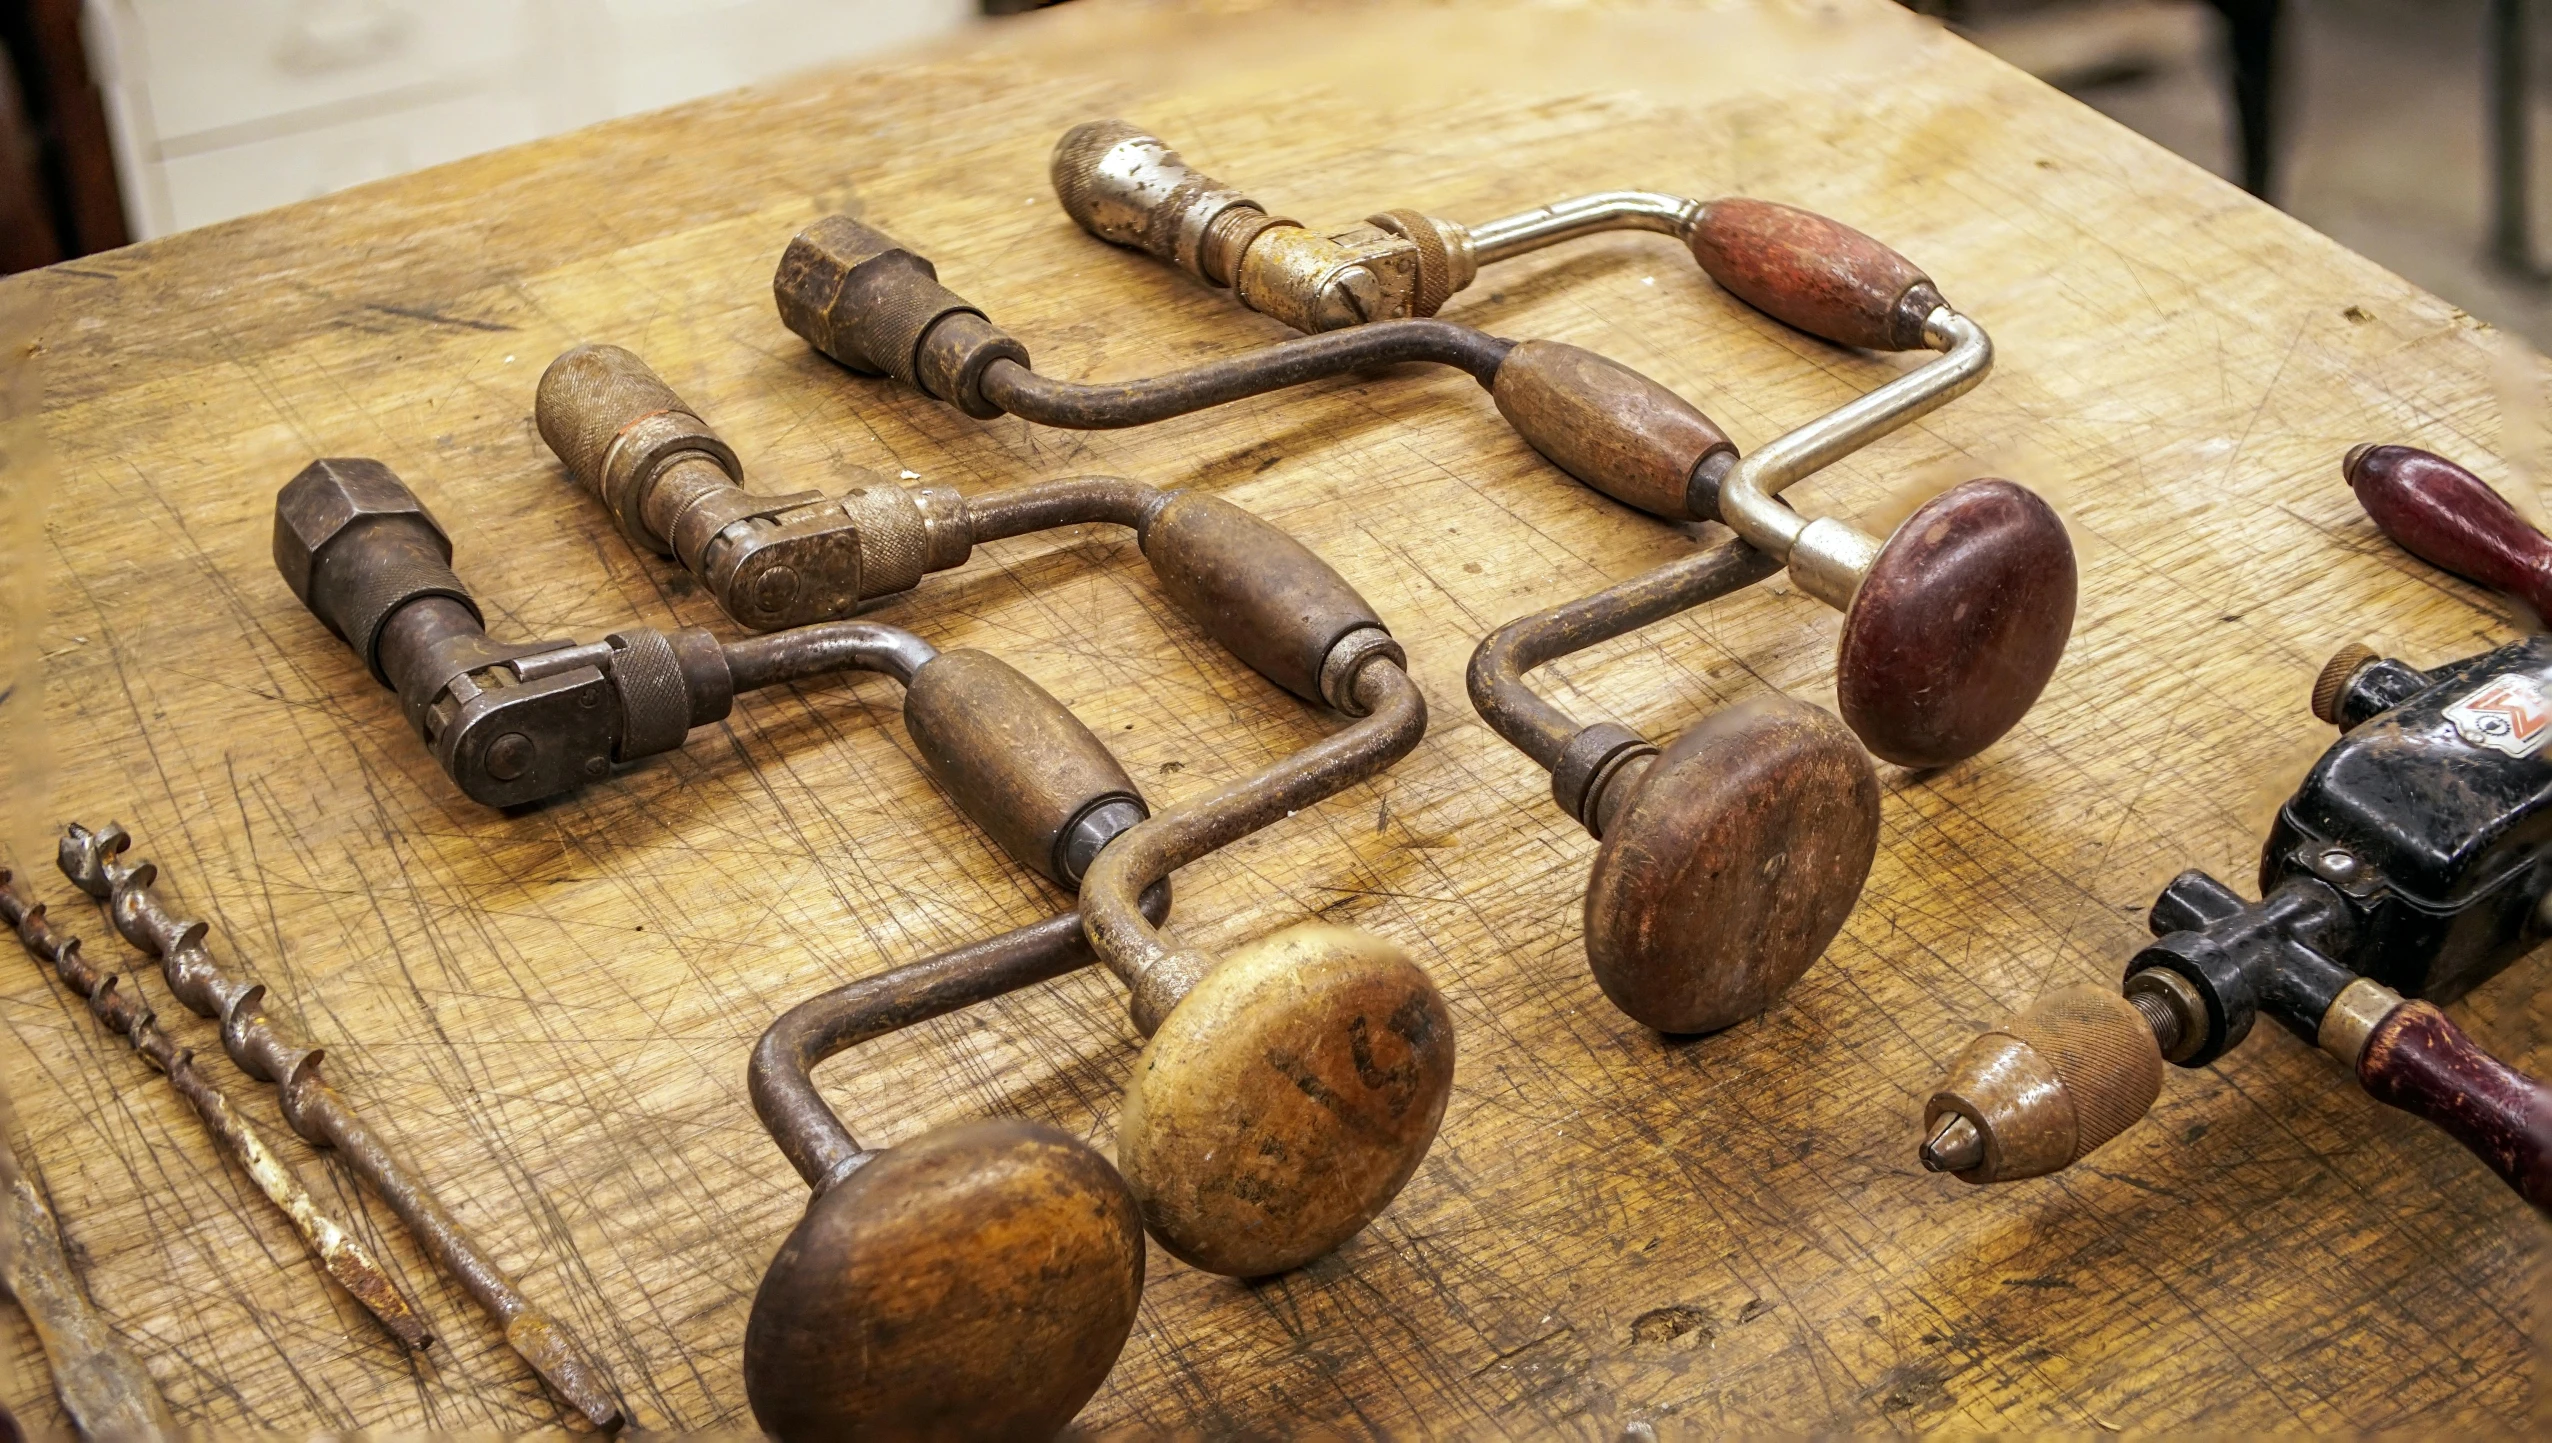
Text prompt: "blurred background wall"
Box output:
[[2, 0, 2551, 351], [1942, 0, 2552, 350]]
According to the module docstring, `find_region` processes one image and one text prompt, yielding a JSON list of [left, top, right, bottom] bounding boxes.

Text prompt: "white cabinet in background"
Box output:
[[85, 0, 976, 239]]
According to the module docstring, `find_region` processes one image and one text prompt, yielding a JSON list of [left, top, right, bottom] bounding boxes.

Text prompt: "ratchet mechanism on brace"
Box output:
[[530, 343, 1455, 1440], [277, 453, 1125, 879], [1922, 445, 2552, 1210]]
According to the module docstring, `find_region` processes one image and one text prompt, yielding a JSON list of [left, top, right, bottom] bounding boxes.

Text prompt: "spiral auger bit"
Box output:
[[0, 865, 433, 1351], [1920, 443, 2552, 1212], [57, 822, 627, 1430]]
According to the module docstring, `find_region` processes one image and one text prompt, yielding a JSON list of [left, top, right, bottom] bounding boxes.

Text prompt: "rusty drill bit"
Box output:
[[57, 824, 625, 1431], [0, 864, 433, 1351], [0, 1077, 179, 1440]]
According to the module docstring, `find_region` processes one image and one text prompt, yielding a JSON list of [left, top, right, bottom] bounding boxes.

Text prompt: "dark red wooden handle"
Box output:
[[2345, 443, 2552, 617], [1686, 198, 1942, 352], [2357, 1000, 2552, 1211]]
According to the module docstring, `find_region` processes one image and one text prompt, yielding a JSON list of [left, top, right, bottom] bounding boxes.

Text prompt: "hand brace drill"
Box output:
[[769, 137, 2071, 771], [526, 345, 1458, 1437], [1920, 445, 2552, 1210], [1035, 121, 2072, 761], [274, 455, 1139, 890]]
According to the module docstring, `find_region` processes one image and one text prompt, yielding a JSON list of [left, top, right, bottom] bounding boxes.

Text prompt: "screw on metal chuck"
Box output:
[[537, 344, 970, 631]]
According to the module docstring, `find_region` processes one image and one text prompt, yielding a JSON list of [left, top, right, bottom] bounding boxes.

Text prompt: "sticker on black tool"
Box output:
[[2443, 673, 2552, 757]]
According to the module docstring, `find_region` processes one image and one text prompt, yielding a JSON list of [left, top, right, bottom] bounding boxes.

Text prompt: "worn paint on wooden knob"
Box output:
[[743, 1119, 1144, 1440], [2359, 1000, 2552, 1210], [1584, 696, 1879, 1033], [1117, 923, 1455, 1277], [1836, 478, 2074, 769]]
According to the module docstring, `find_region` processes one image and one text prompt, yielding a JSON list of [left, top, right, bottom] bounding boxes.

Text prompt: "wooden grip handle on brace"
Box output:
[[2345, 443, 2552, 618], [2358, 1000, 2552, 1210], [1138, 492, 1396, 707], [1687, 198, 1946, 352]]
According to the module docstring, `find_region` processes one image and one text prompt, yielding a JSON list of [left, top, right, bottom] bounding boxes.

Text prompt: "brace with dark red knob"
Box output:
[[2356, 999, 2552, 1210], [2344, 443, 2552, 617]]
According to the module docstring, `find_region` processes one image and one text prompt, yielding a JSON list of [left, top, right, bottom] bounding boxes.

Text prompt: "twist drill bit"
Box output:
[[0, 865, 432, 1351], [0, 1077, 179, 1440], [57, 823, 624, 1431]]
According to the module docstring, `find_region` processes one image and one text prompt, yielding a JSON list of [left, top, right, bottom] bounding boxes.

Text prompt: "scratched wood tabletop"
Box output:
[[0, 0, 2541, 1433]]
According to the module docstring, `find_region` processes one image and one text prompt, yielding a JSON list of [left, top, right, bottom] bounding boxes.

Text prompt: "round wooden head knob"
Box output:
[[1584, 697, 1880, 1033], [1836, 478, 2074, 769], [1117, 923, 1456, 1277], [743, 1119, 1144, 1440]]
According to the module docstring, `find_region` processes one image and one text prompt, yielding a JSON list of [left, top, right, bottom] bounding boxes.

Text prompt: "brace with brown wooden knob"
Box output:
[[777, 206, 2066, 769], [2344, 443, 2552, 618]]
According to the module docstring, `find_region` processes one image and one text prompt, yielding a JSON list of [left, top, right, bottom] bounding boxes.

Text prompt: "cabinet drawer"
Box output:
[[89, 0, 530, 146], [154, 90, 547, 232]]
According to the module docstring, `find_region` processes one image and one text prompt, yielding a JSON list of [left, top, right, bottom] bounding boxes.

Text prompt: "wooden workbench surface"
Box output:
[[0, 0, 2539, 1432]]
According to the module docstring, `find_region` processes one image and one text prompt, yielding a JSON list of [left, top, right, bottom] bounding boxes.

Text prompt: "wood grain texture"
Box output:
[[0, 0, 2543, 1433]]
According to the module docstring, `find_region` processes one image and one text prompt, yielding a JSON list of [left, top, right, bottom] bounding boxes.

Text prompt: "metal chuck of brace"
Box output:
[[528, 344, 1456, 1440], [1921, 444, 2552, 1211]]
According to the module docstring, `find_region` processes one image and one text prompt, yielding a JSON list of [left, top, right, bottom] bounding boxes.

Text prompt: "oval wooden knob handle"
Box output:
[[1687, 198, 1946, 351], [902, 650, 1145, 888], [2357, 1000, 2552, 1210], [2345, 443, 2552, 617], [1140, 492, 1390, 705], [1490, 339, 1734, 522]]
